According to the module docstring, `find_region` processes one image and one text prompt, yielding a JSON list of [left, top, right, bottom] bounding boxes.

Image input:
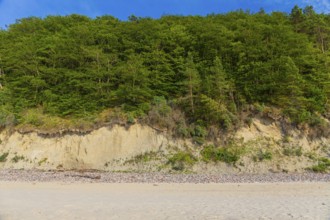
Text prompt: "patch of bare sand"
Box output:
[[0, 182, 329, 220]]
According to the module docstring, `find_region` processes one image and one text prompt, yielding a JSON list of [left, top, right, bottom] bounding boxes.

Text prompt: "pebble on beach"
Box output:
[[0, 169, 329, 183]]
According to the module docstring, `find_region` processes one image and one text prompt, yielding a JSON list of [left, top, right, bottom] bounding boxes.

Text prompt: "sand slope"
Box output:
[[0, 182, 329, 220]]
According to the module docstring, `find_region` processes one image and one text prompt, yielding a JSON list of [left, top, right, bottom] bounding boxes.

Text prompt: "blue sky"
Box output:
[[0, 0, 329, 28]]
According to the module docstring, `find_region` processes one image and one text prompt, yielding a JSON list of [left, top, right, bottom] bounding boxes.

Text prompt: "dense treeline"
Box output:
[[0, 5, 329, 131]]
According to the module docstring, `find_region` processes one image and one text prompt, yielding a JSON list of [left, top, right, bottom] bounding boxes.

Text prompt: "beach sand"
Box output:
[[0, 182, 329, 220]]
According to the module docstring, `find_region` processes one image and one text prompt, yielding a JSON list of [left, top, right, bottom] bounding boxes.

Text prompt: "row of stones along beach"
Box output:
[[1, 170, 330, 183]]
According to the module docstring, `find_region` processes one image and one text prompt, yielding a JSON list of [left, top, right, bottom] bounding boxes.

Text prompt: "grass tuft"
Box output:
[[201, 145, 241, 164], [309, 158, 330, 173], [0, 152, 9, 162], [253, 150, 273, 162], [167, 151, 196, 171]]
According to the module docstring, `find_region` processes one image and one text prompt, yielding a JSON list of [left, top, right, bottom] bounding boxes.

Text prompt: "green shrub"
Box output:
[[0, 152, 9, 162], [253, 150, 272, 162], [192, 136, 205, 145], [167, 151, 196, 171], [310, 164, 328, 173], [193, 125, 207, 137], [21, 109, 44, 126], [201, 145, 217, 162], [309, 158, 330, 173], [126, 113, 135, 124], [176, 123, 189, 138], [254, 103, 265, 113], [201, 145, 240, 164], [138, 102, 151, 114]]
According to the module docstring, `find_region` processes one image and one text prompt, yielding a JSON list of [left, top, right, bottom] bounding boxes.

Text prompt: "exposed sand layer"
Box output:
[[0, 124, 183, 170], [0, 182, 329, 220], [0, 119, 329, 173]]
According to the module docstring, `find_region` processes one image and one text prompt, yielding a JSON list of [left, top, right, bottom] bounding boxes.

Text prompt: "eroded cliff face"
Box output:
[[0, 119, 329, 173], [235, 118, 330, 152], [0, 124, 185, 170], [232, 118, 330, 173]]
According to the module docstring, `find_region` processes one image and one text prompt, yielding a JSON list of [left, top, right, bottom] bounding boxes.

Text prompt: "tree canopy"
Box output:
[[0, 6, 329, 130]]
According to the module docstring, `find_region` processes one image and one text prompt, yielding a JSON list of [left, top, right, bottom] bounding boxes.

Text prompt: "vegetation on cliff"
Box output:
[[0, 5, 329, 134]]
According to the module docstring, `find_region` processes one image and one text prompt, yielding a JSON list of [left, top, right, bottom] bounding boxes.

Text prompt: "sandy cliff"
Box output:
[[0, 124, 186, 170], [0, 119, 329, 173]]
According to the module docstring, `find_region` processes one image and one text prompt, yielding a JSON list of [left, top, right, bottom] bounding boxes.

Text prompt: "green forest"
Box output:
[[0, 5, 329, 134]]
